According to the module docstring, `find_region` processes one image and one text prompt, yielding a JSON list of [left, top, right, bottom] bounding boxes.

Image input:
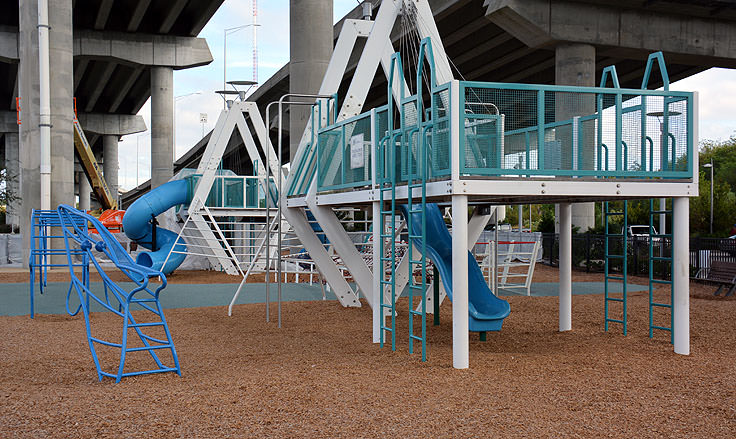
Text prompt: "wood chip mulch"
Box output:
[[2, 262, 736, 438]]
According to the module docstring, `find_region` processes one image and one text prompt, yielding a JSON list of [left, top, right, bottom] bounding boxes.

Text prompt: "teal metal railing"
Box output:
[[313, 49, 694, 193], [185, 174, 273, 209]]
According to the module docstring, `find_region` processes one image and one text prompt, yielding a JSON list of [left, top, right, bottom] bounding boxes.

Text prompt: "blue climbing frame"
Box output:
[[29, 209, 89, 318], [57, 205, 180, 383]]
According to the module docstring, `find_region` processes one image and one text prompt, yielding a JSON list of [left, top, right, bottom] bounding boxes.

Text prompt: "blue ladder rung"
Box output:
[[651, 325, 672, 332], [605, 212, 625, 216], [409, 310, 424, 316], [119, 367, 179, 378], [380, 325, 393, 332], [129, 322, 165, 328], [409, 335, 425, 341], [651, 256, 672, 262], [651, 302, 672, 308], [651, 279, 673, 285], [90, 337, 122, 348], [125, 344, 173, 352], [606, 275, 625, 281], [409, 259, 424, 265], [606, 297, 624, 303], [380, 303, 394, 309], [650, 210, 672, 215], [606, 318, 625, 324], [605, 254, 625, 259]]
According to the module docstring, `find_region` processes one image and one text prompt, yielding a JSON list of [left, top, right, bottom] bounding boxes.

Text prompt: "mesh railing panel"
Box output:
[[461, 83, 692, 179], [317, 111, 373, 191]]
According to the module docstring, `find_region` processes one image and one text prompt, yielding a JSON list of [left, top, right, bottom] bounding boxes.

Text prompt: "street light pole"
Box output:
[[224, 24, 259, 109]]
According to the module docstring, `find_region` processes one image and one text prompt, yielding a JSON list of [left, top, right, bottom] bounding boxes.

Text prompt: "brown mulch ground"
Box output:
[[1, 265, 735, 438]]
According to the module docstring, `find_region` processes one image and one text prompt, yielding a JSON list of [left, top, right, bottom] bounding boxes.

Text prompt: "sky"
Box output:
[[116, 0, 736, 191]]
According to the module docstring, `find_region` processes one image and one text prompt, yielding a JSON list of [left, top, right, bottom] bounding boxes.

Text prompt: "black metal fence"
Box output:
[[540, 234, 736, 278]]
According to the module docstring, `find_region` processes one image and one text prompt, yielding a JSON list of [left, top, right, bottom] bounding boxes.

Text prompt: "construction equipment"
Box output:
[[73, 119, 118, 210]]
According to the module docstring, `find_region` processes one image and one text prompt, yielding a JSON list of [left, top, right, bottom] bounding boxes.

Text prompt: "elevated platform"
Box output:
[[287, 76, 697, 208]]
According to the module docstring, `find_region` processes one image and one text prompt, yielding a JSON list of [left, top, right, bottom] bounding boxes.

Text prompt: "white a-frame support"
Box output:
[[179, 100, 285, 275], [286, 0, 455, 309]]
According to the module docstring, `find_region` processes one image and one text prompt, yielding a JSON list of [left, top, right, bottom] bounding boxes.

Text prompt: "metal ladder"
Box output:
[[648, 198, 674, 342], [604, 201, 628, 335], [379, 130, 400, 351], [406, 124, 428, 361]]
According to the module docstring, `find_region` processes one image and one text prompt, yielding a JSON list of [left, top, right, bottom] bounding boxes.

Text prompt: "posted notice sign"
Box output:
[[350, 134, 364, 169]]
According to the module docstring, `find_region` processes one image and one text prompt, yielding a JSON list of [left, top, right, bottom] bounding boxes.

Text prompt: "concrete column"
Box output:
[[150, 66, 173, 189], [19, 0, 74, 261], [289, 0, 333, 163], [555, 43, 596, 232], [49, 0, 75, 212], [103, 134, 119, 199], [4, 133, 20, 230], [78, 172, 91, 211], [19, 0, 41, 262]]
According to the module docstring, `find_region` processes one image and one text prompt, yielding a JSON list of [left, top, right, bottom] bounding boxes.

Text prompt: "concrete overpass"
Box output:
[[0, 0, 223, 258], [149, 0, 736, 230]]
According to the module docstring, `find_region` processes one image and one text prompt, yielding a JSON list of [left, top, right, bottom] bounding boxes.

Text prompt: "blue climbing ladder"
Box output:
[[378, 126, 399, 351], [649, 199, 674, 342], [604, 201, 628, 334], [57, 205, 180, 382]]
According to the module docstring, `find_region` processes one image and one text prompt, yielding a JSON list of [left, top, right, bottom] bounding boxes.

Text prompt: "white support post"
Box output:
[[559, 202, 572, 332], [673, 197, 690, 355], [452, 195, 469, 369], [372, 200, 381, 343]]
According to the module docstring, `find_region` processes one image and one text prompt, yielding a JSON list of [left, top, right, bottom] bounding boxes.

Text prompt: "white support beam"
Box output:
[[559, 202, 572, 331], [451, 195, 469, 369], [673, 197, 689, 355]]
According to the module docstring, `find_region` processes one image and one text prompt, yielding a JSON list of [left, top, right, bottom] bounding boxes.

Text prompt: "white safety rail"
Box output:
[[474, 239, 541, 296]]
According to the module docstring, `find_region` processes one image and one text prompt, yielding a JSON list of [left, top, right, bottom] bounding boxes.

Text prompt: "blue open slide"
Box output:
[[123, 179, 189, 275], [400, 204, 510, 332]]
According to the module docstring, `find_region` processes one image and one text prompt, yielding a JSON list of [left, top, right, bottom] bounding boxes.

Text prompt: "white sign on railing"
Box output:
[[350, 134, 365, 169]]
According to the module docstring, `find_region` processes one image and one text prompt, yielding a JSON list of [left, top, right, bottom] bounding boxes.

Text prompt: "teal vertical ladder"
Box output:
[[378, 131, 400, 351], [406, 125, 428, 361], [604, 201, 628, 335], [648, 198, 674, 343]]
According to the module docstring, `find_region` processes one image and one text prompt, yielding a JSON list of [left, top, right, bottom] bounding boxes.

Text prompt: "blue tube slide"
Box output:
[[123, 179, 189, 275], [400, 204, 510, 332]]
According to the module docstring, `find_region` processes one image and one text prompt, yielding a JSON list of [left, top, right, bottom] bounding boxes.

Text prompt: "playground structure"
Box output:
[[57, 205, 180, 382], [35, 0, 696, 372], [142, 0, 697, 370]]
